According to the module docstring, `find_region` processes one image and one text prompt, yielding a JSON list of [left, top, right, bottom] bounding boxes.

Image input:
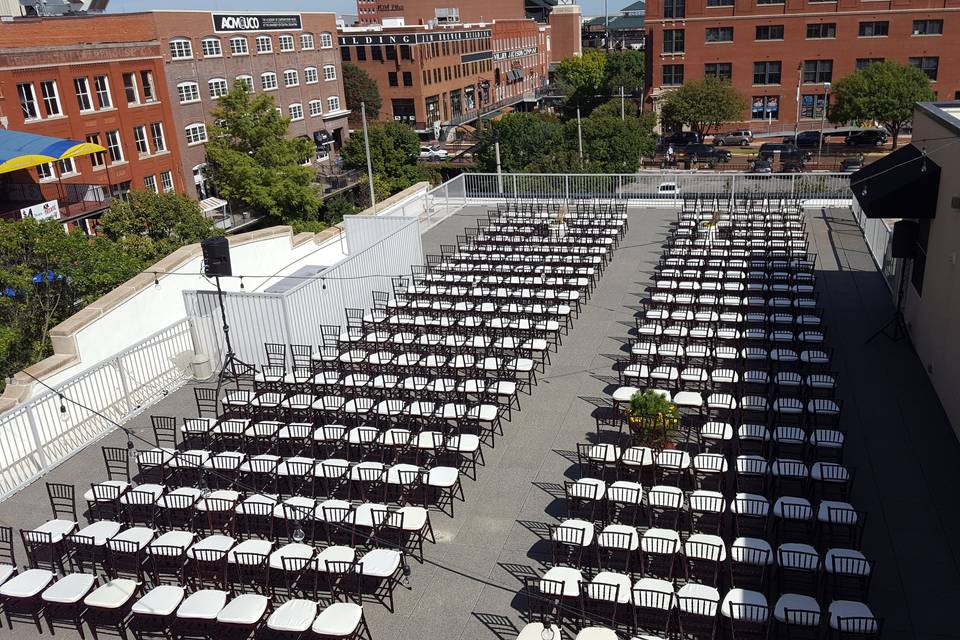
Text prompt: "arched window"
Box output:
[[308, 99, 322, 117], [300, 33, 315, 50], [261, 72, 278, 91], [230, 37, 249, 55], [319, 31, 333, 48], [304, 67, 318, 84], [323, 64, 337, 81], [169, 38, 193, 59], [283, 69, 299, 87], [278, 34, 295, 51], [201, 37, 222, 57], [288, 103, 304, 121], [185, 122, 208, 145], [326, 95, 340, 112], [177, 81, 200, 103], [255, 35, 273, 54], [208, 78, 228, 98], [235, 75, 254, 91]]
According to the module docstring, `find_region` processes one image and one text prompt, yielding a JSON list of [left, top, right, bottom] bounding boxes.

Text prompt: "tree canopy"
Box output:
[[100, 191, 216, 262], [342, 63, 382, 126], [556, 49, 609, 113], [340, 121, 428, 202], [659, 76, 747, 138], [568, 110, 657, 172], [828, 60, 935, 148], [474, 112, 565, 173], [603, 50, 645, 96], [205, 82, 323, 224]]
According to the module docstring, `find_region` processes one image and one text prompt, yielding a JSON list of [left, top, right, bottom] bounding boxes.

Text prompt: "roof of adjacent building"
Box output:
[[609, 14, 645, 29], [620, 0, 646, 13]]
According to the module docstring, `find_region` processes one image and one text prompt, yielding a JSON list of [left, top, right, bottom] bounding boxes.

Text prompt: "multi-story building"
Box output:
[[339, 20, 551, 133], [0, 14, 184, 233], [148, 11, 350, 200], [644, 0, 960, 130]]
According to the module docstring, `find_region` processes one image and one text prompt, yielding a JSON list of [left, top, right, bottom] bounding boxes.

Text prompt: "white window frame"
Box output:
[[86, 134, 105, 168], [209, 78, 229, 99], [261, 72, 278, 91], [283, 69, 299, 87], [323, 64, 337, 81], [304, 67, 319, 84], [309, 99, 322, 117], [39, 80, 62, 117], [319, 31, 333, 48], [177, 82, 201, 104], [18, 83, 39, 120], [37, 162, 55, 181], [144, 174, 158, 193], [160, 170, 174, 193], [56, 157, 76, 176], [170, 38, 193, 59], [230, 37, 249, 56], [122, 72, 140, 106], [326, 95, 340, 112], [300, 33, 315, 50], [255, 35, 273, 54], [94, 75, 113, 109], [133, 125, 149, 156], [106, 129, 124, 163], [185, 122, 208, 145], [150, 122, 166, 153], [74, 77, 93, 112], [278, 34, 295, 51], [201, 37, 222, 57], [288, 103, 304, 121], [140, 71, 156, 103]]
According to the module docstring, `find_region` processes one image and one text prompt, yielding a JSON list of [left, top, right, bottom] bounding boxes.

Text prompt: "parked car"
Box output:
[[419, 145, 448, 160], [781, 160, 804, 173], [713, 130, 753, 146], [758, 143, 806, 164], [749, 160, 773, 174], [783, 131, 823, 148], [682, 144, 732, 163], [840, 157, 864, 172], [657, 182, 681, 197], [845, 129, 888, 147], [661, 131, 702, 147]]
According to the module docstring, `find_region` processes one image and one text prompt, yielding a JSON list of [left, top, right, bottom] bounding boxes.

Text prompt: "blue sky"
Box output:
[[106, 0, 617, 19]]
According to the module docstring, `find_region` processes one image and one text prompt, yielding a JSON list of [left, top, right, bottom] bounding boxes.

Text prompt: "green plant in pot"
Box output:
[[625, 389, 681, 449]]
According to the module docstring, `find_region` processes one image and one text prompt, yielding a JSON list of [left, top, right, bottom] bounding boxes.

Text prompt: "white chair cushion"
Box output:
[[217, 593, 269, 625], [311, 601, 363, 635], [84, 578, 138, 609], [516, 623, 561, 640], [828, 600, 876, 631], [720, 588, 768, 620], [41, 573, 96, 604], [357, 548, 401, 578], [774, 593, 821, 623], [176, 589, 228, 620], [0, 569, 53, 598], [132, 585, 185, 616], [267, 599, 318, 632]]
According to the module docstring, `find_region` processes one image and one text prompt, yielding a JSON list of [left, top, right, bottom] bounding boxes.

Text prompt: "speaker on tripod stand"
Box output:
[[201, 237, 252, 391], [867, 220, 916, 343]]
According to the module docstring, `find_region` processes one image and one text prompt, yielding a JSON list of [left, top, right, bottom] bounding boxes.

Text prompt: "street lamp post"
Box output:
[[794, 63, 802, 136], [816, 82, 831, 168]]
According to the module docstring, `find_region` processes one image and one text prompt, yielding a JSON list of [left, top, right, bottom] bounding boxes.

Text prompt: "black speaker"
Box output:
[[201, 236, 232, 277], [891, 220, 919, 259]]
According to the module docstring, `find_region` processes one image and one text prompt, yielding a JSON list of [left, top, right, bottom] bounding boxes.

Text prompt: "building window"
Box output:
[[94, 75, 112, 109], [207, 78, 228, 99], [327, 96, 341, 111], [230, 37, 249, 56], [73, 77, 93, 112], [140, 71, 156, 102], [319, 31, 333, 48], [309, 99, 322, 117], [662, 64, 684, 86], [706, 0, 734, 6], [122, 73, 139, 105], [185, 123, 208, 145], [756, 0, 784, 5], [806, 23, 836, 39], [753, 61, 782, 85], [170, 38, 193, 59], [39, 80, 61, 117], [402, 71, 413, 86], [800, 93, 827, 118], [663, 0, 685, 18], [37, 163, 54, 180], [858, 21, 888, 37], [913, 19, 943, 35], [288, 103, 303, 121], [256, 35, 273, 54], [300, 33, 315, 49], [202, 37, 222, 57], [340, 46, 351, 61], [150, 122, 166, 152], [85, 133, 105, 168], [323, 65, 337, 81], [705, 27, 733, 42], [144, 174, 158, 193], [56, 157, 76, 176], [663, 29, 685, 53], [803, 59, 833, 83], [356, 46, 366, 61], [400, 44, 411, 59], [304, 67, 319, 84], [278, 35, 294, 52], [385, 45, 397, 60], [133, 125, 149, 155], [371, 45, 383, 61], [704, 62, 732, 80], [106, 129, 124, 162], [388, 72, 398, 87], [17, 83, 39, 120], [856, 58, 884, 70], [261, 72, 278, 90], [160, 171, 174, 193], [284, 69, 299, 87], [178, 82, 200, 104], [909, 56, 939, 80], [751, 96, 779, 119], [755, 25, 784, 40], [235, 75, 253, 91]]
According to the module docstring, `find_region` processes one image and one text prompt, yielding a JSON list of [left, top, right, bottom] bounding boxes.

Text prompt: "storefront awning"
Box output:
[[851, 143, 941, 219], [200, 197, 229, 213], [0, 129, 107, 175]]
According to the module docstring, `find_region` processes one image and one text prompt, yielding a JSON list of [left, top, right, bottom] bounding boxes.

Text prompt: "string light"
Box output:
[[239, 276, 245, 290], [540, 625, 555, 640], [292, 521, 305, 542], [58, 394, 67, 414], [153, 272, 160, 287]]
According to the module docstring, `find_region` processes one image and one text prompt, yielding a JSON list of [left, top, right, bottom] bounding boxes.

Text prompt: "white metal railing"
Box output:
[[0, 320, 194, 501], [852, 199, 896, 291]]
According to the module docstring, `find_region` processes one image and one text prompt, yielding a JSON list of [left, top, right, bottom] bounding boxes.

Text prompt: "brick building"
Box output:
[[356, 0, 525, 25], [148, 11, 350, 200], [0, 14, 184, 233], [339, 20, 551, 133], [644, 0, 960, 130]]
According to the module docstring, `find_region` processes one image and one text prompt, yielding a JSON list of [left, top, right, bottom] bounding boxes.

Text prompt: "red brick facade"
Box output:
[[644, 0, 960, 130], [356, 0, 525, 26]]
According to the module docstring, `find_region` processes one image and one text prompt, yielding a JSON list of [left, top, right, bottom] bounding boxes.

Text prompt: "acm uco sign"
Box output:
[[212, 13, 303, 32]]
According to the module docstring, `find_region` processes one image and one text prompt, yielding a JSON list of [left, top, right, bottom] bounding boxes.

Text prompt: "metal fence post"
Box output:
[[565, 175, 570, 202], [24, 403, 50, 472], [115, 356, 136, 417]]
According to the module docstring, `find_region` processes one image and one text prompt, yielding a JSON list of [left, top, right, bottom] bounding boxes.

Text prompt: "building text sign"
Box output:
[[461, 46, 537, 64], [338, 30, 491, 46], [20, 199, 60, 221], [213, 13, 303, 32]]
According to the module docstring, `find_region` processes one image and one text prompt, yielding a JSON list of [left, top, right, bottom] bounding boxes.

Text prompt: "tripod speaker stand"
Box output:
[[201, 237, 253, 395], [866, 220, 916, 344]]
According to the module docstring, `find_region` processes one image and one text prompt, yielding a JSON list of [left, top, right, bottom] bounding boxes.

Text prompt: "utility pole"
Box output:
[[361, 102, 376, 212], [817, 82, 831, 168], [794, 63, 802, 137], [620, 86, 625, 120], [576, 107, 583, 162], [604, 0, 610, 52], [494, 140, 503, 193]]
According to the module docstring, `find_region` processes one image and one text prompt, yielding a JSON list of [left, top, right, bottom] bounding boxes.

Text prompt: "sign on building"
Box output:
[[20, 199, 60, 221], [212, 13, 303, 32]]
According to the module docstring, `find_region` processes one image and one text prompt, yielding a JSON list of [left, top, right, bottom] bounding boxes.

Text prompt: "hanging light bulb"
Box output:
[[402, 562, 411, 586], [153, 272, 160, 287], [860, 184, 867, 197], [292, 520, 305, 542], [58, 394, 67, 414], [540, 625, 555, 640], [239, 276, 245, 290], [322, 278, 327, 290], [126, 437, 136, 461]]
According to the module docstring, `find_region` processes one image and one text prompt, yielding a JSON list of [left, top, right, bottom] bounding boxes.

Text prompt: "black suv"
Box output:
[[783, 131, 823, 148], [662, 131, 703, 147], [758, 143, 806, 162], [682, 143, 732, 163], [845, 130, 888, 146]]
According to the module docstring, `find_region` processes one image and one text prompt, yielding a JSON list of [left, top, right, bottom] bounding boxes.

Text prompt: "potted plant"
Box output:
[[625, 389, 681, 449]]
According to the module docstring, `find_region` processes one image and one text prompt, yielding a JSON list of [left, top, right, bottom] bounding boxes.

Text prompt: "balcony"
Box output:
[[0, 180, 111, 223]]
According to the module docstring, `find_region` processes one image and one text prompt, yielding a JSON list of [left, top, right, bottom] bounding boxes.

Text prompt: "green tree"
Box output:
[[565, 111, 657, 172], [100, 190, 217, 262], [340, 121, 427, 201], [828, 60, 935, 149], [205, 82, 323, 224], [659, 76, 747, 138], [556, 49, 608, 113], [604, 50, 645, 96], [473, 112, 564, 172], [342, 63, 382, 126]]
